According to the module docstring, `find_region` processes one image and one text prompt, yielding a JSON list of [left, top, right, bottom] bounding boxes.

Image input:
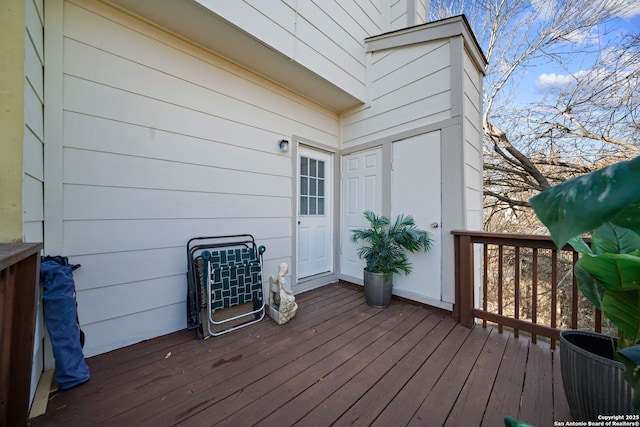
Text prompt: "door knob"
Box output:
[[430, 222, 439, 229]]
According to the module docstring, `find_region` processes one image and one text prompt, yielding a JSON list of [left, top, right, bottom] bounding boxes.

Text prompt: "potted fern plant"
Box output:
[[350, 210, 433, 308], [530, 155, 640, 419]]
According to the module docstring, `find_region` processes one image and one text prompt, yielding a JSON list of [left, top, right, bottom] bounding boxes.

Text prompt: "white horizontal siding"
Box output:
[[343, 40, 452, 147], [63, 218, 292, 256], [295, 1, 367, 69], [326, 0, 383, 36], [76, 275, 185, 325], [63, 2, 338, 140], [24, 0, 45, 406], [63, 186, 290, 221], [463, 49, 484, 231], [80, 303, 184, 357], [388, 0, 430, 30], [62, 149, 291, 198], [55, 0, 340, 356], [417, 0, 429, 24], [70, 236, 291, 292], [63, 114, 287, 178], [22, 175, 43, 223], [389, 0, 408, 29], [196, 0, 374, 99]]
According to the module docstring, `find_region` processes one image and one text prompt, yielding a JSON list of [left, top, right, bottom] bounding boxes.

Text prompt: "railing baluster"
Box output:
[[551, 249, 558, 349], [482, 244, 488, 328], [498, 244, 504, 334], [531, 248, 538, 344], [572, 251, 579, 329], [514, 246, 520, 339]]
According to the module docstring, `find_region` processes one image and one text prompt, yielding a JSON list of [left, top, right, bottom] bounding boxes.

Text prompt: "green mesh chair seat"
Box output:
[[186, 234, 266, 338], [202, 248, 264, 311]]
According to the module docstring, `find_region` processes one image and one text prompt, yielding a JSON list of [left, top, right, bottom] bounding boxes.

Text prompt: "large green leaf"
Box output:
[[612, 202, 640, 236], [591, 223, 640, 255], [504, 416, 535, 427], [568, 235, 592, 255], [618, 345, 640, 411], [574, 259, 604, 310], [602, 288, 640, 345], [578, 252, 640, 290], [530, 156, 640, 248]]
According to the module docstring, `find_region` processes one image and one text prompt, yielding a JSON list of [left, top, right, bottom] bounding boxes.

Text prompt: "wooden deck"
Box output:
[[30, 283, 571, 426]]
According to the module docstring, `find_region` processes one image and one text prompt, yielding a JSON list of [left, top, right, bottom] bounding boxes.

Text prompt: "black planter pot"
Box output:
[[363, 269, 392, 308], [559, 330, 637, 421]]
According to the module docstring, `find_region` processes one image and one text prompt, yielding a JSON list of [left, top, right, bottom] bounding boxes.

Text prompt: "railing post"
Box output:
[[454, 233, 474, 328], [0, 242, 43, 427]]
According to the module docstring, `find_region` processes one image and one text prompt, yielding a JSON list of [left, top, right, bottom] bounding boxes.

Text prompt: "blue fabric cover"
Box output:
[[40, 260, 90, 389]]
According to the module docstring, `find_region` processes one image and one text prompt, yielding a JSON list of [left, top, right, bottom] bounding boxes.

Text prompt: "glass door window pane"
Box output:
[[300, 156, 325, 216]]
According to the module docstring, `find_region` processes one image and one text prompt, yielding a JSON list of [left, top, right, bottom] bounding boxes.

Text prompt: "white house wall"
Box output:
[[388, 0, 430, 30], [462, 45, 485, 308], [194, 0, 373, 103], [439, 35, 485, 306], [23, 0, 45, 245], [341, 19, 486, 309], [342, 39, 452, 148], [23, 0, 45, 405], [47, 0, 340, 357], [191, 0, 431, 108], [462, 48, 484, 231]]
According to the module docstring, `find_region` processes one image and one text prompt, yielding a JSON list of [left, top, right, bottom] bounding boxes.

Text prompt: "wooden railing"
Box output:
[[452, 230, 601, 349], [0, 242, 43, 427]]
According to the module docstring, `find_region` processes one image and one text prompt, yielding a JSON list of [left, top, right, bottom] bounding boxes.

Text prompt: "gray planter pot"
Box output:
[[363, 269, 392, 308], [559, 330, 637, 421]]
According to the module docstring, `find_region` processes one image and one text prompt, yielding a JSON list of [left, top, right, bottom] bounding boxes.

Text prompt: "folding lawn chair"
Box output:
[[186, 235, 266, 338]]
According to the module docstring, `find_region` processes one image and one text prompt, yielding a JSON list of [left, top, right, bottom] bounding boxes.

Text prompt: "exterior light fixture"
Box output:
[[279, 139, 289, 152]]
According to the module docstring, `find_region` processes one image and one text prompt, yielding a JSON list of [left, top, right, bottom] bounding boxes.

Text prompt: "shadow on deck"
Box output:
[[30, 282, 571, 426]]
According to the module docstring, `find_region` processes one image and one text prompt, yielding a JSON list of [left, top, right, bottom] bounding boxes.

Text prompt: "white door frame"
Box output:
[[293, 141, 336, 292]]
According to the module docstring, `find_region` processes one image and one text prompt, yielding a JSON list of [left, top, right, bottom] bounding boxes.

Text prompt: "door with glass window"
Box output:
[[297, 146, 332, 279]]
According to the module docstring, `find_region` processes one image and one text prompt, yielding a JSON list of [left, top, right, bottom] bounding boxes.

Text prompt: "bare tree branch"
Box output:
[[432, 0, 639, 227]]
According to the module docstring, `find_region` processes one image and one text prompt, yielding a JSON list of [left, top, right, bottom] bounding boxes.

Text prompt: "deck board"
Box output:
[[307, 313, 452, 427], [370, 320, 472, 426], [30, 283, 569, 427], [481, 331, 530, 427], [256, 308, 431, 426], [520, 340, 555, 426], [445, 328, 510, 426], [408, 325, 492, 426]]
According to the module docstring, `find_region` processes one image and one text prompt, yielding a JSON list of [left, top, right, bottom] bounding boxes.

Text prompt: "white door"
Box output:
[[340, 147, 383, 281], [391, 131, 441, 300], [297, 147, 333, 279]]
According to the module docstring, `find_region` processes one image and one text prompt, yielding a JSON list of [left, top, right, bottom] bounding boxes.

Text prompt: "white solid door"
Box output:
[[297, 147, 333, 279], [340, 147, 383, 281], [391, 131, 441, 300]]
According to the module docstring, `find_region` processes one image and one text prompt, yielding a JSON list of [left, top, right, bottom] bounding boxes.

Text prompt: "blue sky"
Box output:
[[516, 3, 640, 105]]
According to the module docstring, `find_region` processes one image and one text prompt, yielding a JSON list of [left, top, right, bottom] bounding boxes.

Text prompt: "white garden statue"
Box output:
[[268, 262, 298, 324]]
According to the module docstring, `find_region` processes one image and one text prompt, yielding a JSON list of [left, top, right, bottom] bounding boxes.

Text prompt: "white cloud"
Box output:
[[536, 71, 589, 88]]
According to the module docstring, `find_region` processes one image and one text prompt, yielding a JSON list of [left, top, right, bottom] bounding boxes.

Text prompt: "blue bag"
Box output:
[[40, 257, 90, 389]]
